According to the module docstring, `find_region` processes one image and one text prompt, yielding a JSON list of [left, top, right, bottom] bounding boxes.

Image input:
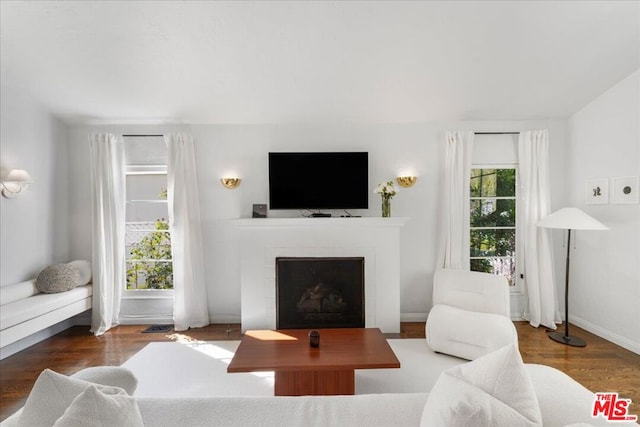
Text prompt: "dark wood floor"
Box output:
[[1, 322, 639, 421]]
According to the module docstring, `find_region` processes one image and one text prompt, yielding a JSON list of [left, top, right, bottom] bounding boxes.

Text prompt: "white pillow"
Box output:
[[421, 344, 543, 427], [68, 260, 92, 285], [17, 369, 126, 427], [52, 385, 143, 427], [0, 280, 39, 305]]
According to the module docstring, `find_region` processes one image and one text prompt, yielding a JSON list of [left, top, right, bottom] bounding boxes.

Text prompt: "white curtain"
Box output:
[[518, 130, 560, 329], [89, 133, 126, 336], [165, 132, 210, 331], [437, 131, 474, 269]]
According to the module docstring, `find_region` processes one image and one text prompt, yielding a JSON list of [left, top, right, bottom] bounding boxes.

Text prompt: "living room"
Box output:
[[1, 1, 639, 425]]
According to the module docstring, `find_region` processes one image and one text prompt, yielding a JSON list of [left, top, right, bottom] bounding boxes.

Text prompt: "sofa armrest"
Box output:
[[72, 366, 138, 396], [526, 364, 639, 427]]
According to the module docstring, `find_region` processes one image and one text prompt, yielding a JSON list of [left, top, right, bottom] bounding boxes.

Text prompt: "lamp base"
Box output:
[[548, 331, 586, 347]]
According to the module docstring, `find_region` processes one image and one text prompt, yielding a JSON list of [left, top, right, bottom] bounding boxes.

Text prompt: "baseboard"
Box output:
[[119, 315, 174, 325], [209, 314, 241, 324], [569, 315, 640, 355], [400, 313, 428, 322], [401, 312, 526, 323], [117, 314, 242, 325]]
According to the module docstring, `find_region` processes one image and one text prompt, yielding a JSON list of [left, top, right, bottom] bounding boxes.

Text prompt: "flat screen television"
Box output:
[[269, 152, 369, 210]]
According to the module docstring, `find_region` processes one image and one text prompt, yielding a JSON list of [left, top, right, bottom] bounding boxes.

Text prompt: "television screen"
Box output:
[[269, 152, 369, 210]]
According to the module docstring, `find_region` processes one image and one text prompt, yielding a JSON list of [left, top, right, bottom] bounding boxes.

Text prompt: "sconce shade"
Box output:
[[221, 178, 241, 189], [6, 169, 33, 183], [537, 207, 608, 230], [2, 169, 33, 198], [396, 176, 417, 188]]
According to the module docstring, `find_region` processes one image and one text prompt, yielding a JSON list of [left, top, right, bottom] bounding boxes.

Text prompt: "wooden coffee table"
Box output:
[[227, 328, 400, 396]]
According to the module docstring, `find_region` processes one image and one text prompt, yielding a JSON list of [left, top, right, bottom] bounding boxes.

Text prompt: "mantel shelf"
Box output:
[[228, 217, 409, 228]]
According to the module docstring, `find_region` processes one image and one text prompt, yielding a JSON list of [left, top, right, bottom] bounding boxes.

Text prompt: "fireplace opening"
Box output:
[[276, 257, 365, 329]]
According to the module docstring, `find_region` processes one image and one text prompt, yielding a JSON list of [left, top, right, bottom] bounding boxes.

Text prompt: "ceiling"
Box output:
[[1, 1, 638, 125]]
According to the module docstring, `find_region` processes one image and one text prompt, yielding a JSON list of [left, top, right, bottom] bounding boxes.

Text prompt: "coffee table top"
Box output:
[[227, 328, 400, 373]]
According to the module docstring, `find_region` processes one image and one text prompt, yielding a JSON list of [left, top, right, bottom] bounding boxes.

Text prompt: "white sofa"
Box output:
[[3, 345, 637, 427], [120, 364, 636, 427], [0, 277, 92, 355]]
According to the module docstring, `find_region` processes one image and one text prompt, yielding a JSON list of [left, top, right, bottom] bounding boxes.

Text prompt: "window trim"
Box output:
[[124, 165, 174, 297], [123, 288, 174, 299], [470, 164, 523, 294]]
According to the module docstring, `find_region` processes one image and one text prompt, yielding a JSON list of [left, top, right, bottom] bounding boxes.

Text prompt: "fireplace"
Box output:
[[234, 218, 405, 333], [276, 257, 365, 329]]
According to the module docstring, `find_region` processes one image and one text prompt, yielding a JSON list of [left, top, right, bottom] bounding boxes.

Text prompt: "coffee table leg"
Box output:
[[274, 370, 355, 396]]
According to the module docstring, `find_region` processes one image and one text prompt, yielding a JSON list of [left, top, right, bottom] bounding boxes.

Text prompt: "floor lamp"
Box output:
[[537, 207, 608, 347]]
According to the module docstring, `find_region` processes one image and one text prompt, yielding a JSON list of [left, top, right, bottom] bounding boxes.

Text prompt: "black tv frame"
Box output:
[[268, 152, 369, 211]]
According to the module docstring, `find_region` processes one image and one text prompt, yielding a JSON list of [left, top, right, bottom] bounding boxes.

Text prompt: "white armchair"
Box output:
[[426, 268, 518, 360]]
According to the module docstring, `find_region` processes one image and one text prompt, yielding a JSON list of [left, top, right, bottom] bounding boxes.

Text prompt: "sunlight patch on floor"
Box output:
[[246, 330, 298, 341], [166, 333, 275, 384]]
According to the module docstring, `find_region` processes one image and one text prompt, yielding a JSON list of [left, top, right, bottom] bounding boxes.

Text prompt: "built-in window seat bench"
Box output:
[[0, 262, 93, 359]]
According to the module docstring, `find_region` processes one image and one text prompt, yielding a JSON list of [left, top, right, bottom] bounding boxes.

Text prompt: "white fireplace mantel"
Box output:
[[231, 217, 408, 333], [230, 217, 409, 228]]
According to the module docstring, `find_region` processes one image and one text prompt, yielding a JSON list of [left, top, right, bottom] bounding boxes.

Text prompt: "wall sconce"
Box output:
[[2, 169, 33, 198], [396, 176, 417, 188], [221, 177, 241, 190]]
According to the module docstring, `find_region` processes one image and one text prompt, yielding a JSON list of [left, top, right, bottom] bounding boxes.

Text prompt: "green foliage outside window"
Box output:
[[126, 219, 173, 290], [470, 169, 516, 284]]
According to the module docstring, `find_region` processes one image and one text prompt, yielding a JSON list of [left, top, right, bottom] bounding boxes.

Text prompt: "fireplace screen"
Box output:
[[276, 257, 365, 329]]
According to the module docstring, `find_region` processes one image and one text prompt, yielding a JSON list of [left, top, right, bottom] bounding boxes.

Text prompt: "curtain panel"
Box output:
[[165, 132, 210, 331], [518, 130, 560, 329], [437, 131, 474, 269], [89, 133, 126, 336]]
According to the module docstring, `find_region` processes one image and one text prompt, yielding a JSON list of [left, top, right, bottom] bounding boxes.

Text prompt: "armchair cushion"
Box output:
[[426, 304, 518, 361], [433, 269, 510, 316]]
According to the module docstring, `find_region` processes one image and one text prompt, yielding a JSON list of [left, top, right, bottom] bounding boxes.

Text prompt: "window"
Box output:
[[470, 168, 517, 286], [124, 138, 173, 291]]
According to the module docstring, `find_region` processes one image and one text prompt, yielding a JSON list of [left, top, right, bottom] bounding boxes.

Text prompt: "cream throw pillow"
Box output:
[[18, 369, 126, 427], [67, 260, 92, 285], [52, 385, 143, 427], [421, 344, 543, 427]]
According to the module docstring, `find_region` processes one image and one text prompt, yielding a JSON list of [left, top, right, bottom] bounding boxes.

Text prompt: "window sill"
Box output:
[[123, 289, 174, 300]]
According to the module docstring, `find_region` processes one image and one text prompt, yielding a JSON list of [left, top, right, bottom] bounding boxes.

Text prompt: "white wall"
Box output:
[[67, 120, 566, 323], [0, 83, 70, 287], [567, 69, 640, 354]]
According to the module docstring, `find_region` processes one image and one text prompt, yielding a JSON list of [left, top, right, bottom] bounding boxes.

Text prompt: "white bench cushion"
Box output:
[[0, 285, 92, 331]]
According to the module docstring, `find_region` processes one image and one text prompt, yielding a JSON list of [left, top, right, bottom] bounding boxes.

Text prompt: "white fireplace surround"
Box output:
[[232, 217, 408, 333]]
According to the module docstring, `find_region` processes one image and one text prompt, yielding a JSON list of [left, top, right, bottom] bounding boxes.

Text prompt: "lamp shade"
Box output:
[[537, 207, 608, 230]]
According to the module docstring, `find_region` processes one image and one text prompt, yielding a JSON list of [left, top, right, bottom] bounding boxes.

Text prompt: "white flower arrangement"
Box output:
[[373, 181, 398, 199]]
